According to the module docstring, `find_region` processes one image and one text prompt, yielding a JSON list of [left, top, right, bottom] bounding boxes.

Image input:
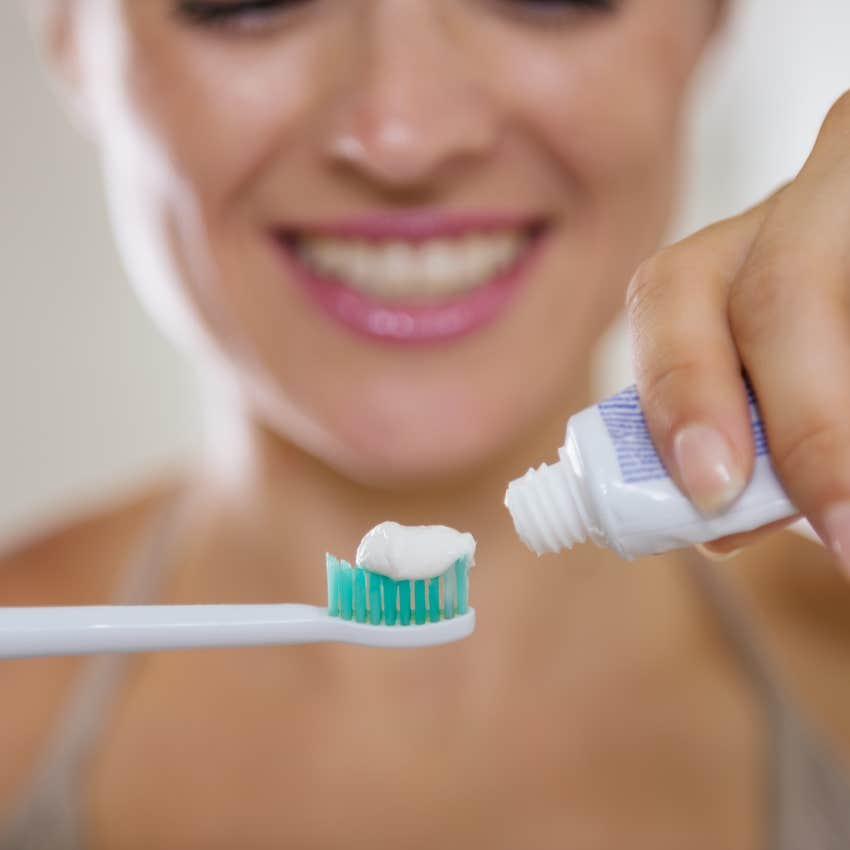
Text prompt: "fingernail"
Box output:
[[822, 501, 850, 579], [695, 543, 744, 563], [673, 424, 745, 515]]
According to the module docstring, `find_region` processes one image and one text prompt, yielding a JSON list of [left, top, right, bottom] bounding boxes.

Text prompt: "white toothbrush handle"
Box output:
[[0, 605, 476, 658]]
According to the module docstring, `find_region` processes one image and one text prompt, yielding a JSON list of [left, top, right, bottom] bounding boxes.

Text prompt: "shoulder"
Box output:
[[0, 481, 179, 807], [0, 481, 179, 604], [725, 530, 850, 765]]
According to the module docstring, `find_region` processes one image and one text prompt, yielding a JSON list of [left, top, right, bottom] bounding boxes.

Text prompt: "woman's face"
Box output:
[[62, 0, 716, 486]]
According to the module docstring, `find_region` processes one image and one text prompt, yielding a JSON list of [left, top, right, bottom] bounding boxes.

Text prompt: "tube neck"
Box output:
[[504, 459, 587, 556]]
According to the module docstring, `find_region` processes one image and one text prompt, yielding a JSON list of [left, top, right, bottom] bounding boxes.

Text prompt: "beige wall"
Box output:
[[2, 1, 849, 545], [0, 5, 201, 544]]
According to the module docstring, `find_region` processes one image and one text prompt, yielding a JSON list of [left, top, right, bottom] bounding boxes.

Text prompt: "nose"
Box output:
[[322, 1, 500, 191]]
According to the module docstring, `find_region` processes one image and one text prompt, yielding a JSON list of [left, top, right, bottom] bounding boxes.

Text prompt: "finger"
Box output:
[[697, 515, 800, 558], [627, 205, 769, 515], [728, 182, 850, 579], [797, 90, 850, 177]]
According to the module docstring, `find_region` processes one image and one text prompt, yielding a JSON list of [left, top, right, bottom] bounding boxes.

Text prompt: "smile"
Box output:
[[297, 230, 525, 299], [273, 213, 546, 343]]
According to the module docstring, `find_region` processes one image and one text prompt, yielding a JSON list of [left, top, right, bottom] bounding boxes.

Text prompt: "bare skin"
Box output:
[[2, 441, 849, 849], [6, 0, 850, 846]]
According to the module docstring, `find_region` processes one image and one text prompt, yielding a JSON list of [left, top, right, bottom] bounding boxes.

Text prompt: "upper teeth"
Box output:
[[296, 232, 525, 298]]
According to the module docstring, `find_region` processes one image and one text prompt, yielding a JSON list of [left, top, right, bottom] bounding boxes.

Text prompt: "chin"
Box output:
[[263, 402, 507, 492], [362, 447, 498, 491], [330, 420, 508, 491], [337, 455, 497, 493]]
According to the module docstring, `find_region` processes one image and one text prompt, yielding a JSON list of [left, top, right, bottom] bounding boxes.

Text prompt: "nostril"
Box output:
[[326, 114, 425, 178]]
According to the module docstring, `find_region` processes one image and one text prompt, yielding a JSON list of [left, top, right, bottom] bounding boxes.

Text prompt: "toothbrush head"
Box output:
[[326, 554, 472, 628]]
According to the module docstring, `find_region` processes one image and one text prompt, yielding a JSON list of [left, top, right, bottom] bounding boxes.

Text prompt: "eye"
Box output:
[[174, 0, 311, 33], [504, 0, 616, 8], [493, 0, 618, 24]]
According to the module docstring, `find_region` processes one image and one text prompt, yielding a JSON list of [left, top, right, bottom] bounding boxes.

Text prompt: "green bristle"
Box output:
[[382, 576, 398, 626], [428, 577, 441, 622], [456, 557, 469, 615], [368, 571, 382, 625], [326, 554, 340, 616], [339, 560, 354, 620], [443, 562, 456, 620], [414, 580, 427, 625], [398, 580, 411, 626], [354, 568, 368, 623], [327, 552, 470, 627]]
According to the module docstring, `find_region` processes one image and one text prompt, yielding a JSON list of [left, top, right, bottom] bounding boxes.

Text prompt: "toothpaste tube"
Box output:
[[504, 384, 796, 559]]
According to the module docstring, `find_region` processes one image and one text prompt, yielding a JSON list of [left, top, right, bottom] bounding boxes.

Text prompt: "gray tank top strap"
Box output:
[[0, 491, 187, 850], [685, 549, 850, 850]]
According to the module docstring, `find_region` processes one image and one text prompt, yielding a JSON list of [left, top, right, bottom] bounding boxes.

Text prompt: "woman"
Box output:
[[3, 0, 850, 847]]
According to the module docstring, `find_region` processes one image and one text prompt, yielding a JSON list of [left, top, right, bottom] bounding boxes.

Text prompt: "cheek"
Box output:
[[497, 16, 695, 207], [119, 36, 317, 212], [100, 17, 336, 359]]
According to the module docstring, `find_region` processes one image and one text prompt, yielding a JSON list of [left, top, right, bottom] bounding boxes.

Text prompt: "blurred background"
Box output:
[[2, 0, 849, 547]]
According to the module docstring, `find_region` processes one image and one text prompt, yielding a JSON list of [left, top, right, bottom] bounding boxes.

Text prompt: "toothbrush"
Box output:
[[0, 555, 474, 659]]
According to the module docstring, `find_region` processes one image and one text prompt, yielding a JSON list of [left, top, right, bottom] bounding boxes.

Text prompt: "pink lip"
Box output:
[[271, 213, 547, 344]]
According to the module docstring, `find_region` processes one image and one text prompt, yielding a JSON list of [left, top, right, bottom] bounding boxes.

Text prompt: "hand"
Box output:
[[626, 90, 850, 576]]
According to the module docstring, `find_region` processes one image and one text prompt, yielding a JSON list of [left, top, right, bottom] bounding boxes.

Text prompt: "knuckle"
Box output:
[[771, 417, 850, 488], [823, 90, 850, 130], [727, 255, 794, 347], [809, 92, 850, 167], [625, 250, 676, 317], [637, 360, 706, 433]]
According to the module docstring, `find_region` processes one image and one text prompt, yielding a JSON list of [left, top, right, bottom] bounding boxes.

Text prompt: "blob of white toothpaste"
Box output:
[[355, 521, 476, 581]]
